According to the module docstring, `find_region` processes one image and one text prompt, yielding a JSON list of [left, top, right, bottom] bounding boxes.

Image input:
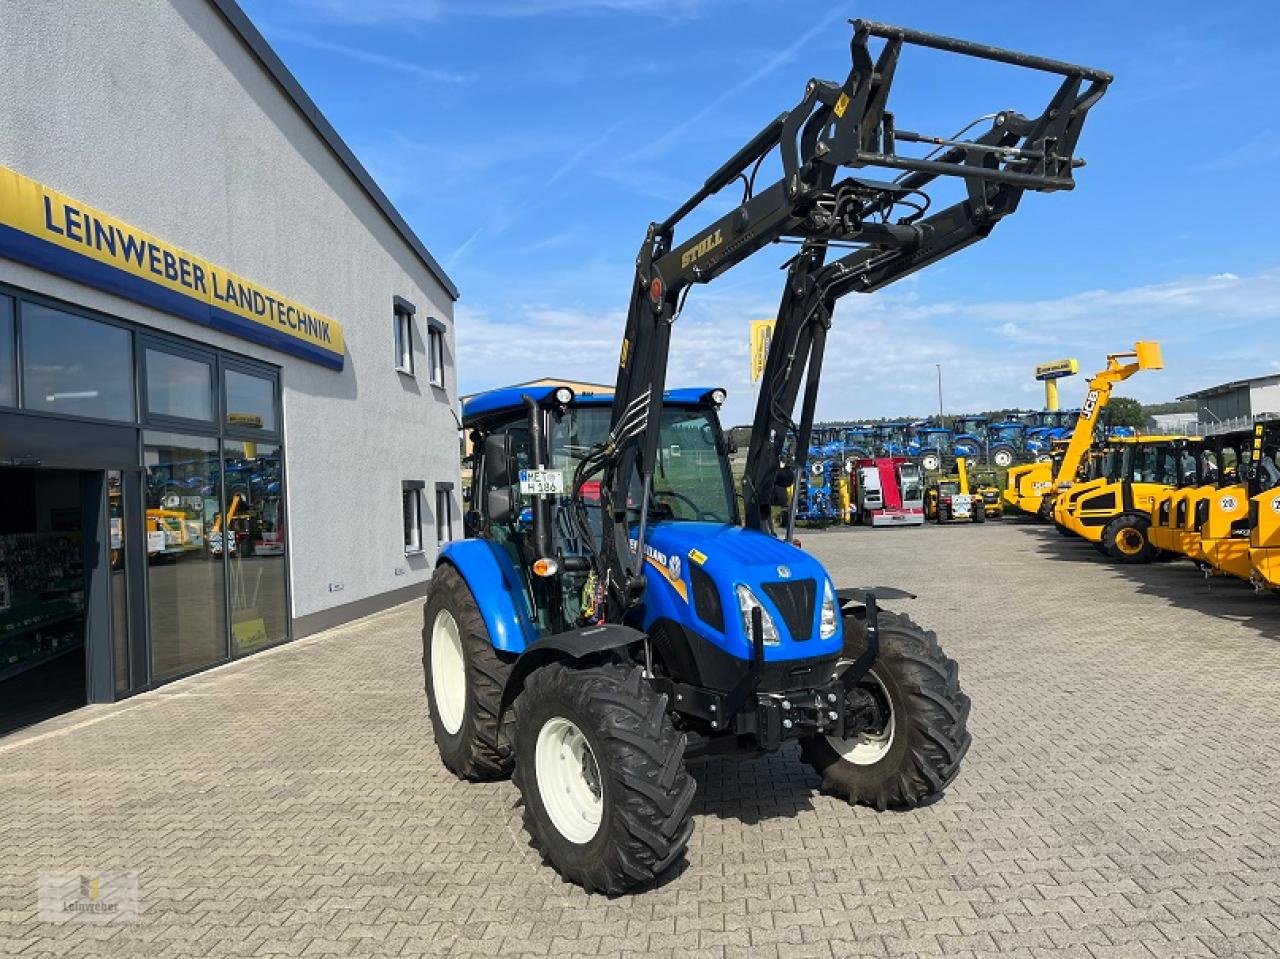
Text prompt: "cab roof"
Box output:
[[462, 384, 721, 430]]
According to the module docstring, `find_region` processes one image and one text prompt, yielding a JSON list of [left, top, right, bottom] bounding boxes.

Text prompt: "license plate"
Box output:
[[518, 469, 564, 495]]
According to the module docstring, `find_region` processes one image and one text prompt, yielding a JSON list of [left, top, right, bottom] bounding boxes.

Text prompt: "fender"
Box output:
[[437, 538, 537, 654], [499, 623, 645, 714]]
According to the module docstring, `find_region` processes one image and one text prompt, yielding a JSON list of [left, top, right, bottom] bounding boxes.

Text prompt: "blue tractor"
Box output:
[[911, 425, 953, 472], [872, 421, 913, 457], [421, 18, 1108, 893]]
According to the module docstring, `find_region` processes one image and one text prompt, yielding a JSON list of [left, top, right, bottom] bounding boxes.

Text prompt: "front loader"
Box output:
[[1003, 341, 1163, 519], [422, 18, 1110, 894]]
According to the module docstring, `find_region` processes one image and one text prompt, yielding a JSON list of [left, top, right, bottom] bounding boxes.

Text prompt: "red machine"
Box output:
[[852, 457, 925, 527]]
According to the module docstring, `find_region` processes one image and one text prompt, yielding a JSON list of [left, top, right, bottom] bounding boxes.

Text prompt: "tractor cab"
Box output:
[[873, 422, 911, 457], [460, 385, 744, 637]]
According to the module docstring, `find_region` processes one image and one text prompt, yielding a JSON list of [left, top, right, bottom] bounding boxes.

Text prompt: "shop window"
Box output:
[[224, 368, 277, 434], [20, 303, 135, 421], [403, 481, 424, 554], [224, 441, 288, 656], [145, 348, 213, 422], [435, 485, 453, 544], [0, 296, 14, 406], [394, 297, 415, 375], [427, 321, 445, 388]]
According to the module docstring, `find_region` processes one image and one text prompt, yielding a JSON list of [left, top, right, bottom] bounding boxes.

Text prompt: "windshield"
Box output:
[[938, 481, 960, 496], [993, 425, 1022, 442], [898, 463, 923, 502], [549, 404, 735, 523]]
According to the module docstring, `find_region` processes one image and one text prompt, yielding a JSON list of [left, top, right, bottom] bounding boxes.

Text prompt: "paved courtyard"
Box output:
[[4, 521, 1280, 958]]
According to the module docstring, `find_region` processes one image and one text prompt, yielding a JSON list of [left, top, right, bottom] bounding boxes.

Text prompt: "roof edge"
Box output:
[[207, 0, 460, 301]]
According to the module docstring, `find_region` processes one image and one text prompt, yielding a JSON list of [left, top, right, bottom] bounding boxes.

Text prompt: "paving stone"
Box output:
[[3, 523, 1279, 959]]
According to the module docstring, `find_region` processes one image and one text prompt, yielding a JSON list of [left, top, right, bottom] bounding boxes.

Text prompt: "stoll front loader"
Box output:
[[1003, 341, 1162, 520], [422, 19, 1109, 893]]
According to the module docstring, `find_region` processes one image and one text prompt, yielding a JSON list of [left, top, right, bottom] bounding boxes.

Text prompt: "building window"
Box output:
[[0, 295, 14, 407], [145, 347, 213, 422], [427, 322, 445, 388], [394, 297, 415, 375], [20, 302, 135, 421], [435, 485, 453, 544], [403, 481, 425, 554], [224, 368, 278, 434]]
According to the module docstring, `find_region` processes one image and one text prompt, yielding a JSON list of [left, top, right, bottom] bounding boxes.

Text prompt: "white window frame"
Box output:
[[394, 297, 415, 376], [403, 484, 423, 554], [435, 485, 453, 545], [427, 323, 445, 388]]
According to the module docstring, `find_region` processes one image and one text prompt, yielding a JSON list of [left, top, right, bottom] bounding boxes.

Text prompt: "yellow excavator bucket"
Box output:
[[1134, 340, 1163, 370]]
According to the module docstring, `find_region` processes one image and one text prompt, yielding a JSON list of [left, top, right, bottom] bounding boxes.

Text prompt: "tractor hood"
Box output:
[[634, 522, 842, 663]]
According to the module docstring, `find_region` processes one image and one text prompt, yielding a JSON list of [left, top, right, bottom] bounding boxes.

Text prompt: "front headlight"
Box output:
[[735, 585, 780, 646], [819, 580, 838, 639]]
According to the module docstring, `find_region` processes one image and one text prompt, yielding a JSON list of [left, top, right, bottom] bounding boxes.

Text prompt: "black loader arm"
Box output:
[[580, 19, 1111, 617]]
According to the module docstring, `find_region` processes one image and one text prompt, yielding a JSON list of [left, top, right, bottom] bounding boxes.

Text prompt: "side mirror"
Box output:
[[483, 433, 517, 524]]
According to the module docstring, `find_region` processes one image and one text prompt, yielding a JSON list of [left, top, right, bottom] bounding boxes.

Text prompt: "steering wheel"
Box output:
[[652, 489, 719, 522]]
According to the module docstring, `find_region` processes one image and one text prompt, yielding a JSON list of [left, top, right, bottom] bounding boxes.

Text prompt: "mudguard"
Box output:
[[437, 538, 537, 654], [499, 623, 645, 714]]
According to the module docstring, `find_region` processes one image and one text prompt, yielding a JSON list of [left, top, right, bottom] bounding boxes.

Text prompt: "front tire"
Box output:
[[1103, 514, 1157, 563], [920, 452, 941, 472], [513, 662, 696, 895], [801, 611, 971, 811], [422, 565, 515, 780]]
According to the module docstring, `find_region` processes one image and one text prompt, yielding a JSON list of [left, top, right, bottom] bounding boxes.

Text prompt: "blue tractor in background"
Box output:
[[794, 428, 844, 524], [420, 18, 1109, 893], [911, 425, 954, 472]]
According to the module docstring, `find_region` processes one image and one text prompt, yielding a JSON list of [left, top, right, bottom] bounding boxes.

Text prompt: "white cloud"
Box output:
[[456, 267, 1280, 426]]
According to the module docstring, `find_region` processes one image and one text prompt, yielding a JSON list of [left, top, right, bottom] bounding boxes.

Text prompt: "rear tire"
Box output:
[[991, 446, 1016, 468], [801, 611, 971, 811], [422, 565, 515, 780], [513, 662, 696, 895], [1103, 514, 1157, 564], [920, 452, 941, 472]]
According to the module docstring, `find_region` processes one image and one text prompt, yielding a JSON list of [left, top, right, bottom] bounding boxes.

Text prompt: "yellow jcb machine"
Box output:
[[1148, 431, 1249, 565], [1246, 420, 1280, 588], [1003, 341, 1163, 519], [1054, 434, 1189, 562], [924, 456, 989, 523]]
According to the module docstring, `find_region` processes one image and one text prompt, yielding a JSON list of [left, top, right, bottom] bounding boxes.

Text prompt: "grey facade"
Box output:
[[1180, 374, 1280, 424], [0, 0, 459, 707]]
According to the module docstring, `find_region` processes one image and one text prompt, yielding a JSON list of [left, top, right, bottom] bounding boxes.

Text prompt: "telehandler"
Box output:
[[924, 457, 987, 523], [1053, 435, 1187, 562], [422, 19, 1109, 893], [1003, 341, 1163, 519]]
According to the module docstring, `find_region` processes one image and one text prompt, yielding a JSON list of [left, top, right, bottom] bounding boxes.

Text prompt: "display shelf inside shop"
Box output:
[[0, 533, 86, 683]]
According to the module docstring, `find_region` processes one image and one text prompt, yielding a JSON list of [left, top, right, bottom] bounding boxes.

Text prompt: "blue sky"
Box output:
[[241, 0, 1279, 425]]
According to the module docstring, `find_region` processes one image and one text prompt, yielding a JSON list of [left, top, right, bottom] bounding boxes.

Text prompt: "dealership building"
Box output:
[[0, 0, 460, 732]]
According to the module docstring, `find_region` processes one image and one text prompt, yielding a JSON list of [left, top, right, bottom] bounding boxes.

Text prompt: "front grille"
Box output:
[[761, 579, 816, 642]]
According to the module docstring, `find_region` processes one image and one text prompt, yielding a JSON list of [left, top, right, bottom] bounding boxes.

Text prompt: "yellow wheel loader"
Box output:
[[1003, 341, 1163, 519], [924, 456, 987, 523]]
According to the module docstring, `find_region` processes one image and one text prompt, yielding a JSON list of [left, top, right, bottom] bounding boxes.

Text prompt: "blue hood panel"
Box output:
[[635, 522, 842, 663]]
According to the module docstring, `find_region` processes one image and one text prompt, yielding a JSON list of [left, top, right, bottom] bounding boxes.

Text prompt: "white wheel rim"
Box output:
[[430, 609, 467, 735], [923, 455, 939, 470], [995, 451, 1012, 466], [827, 673, 896, 765], [535, 716, 603, 844]]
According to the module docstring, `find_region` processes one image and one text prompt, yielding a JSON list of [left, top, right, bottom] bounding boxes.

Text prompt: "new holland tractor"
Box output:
[[422, 19, 1109, 893]]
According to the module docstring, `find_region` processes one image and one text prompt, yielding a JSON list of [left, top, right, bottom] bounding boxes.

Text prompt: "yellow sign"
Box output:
[[750, 319, 775, 383], [1035, 358, 1079, 381], [0, 165, 344, 369]]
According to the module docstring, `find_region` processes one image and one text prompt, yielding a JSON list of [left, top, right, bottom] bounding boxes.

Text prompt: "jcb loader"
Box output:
[[1003, 341, 1163, 519]]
